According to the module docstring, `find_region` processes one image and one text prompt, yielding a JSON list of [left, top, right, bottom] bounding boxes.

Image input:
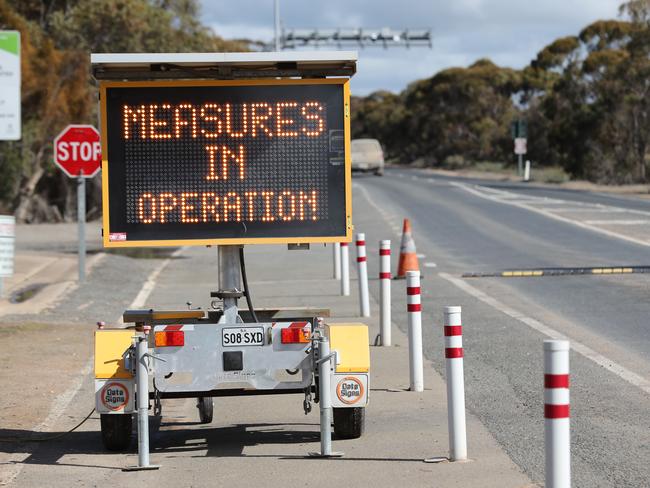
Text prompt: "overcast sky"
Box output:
[[201, 0, 622, 96]]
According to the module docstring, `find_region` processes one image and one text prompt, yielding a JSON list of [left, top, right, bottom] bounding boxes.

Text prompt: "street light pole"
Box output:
[[274, 0, 281, 51]]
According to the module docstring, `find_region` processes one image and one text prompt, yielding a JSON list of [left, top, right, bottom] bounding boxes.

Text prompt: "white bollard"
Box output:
[[379, 240, 392, 346], [444, 306, 467, 461], [544, 340, 571, 488], [406, 271, 424, 392], [340, 242, 350, 296], [524, 160, 531, 182], [333, 242, 341, 280], [356, 233, 370, 317]]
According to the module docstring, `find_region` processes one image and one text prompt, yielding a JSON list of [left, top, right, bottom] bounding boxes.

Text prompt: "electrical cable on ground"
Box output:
[[0, 408, 96, 443]]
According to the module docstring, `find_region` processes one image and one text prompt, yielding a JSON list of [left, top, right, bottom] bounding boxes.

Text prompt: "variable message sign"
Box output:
[[99, 79, 351, 247]]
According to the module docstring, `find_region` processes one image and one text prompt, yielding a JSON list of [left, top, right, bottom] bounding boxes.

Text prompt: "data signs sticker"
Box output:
[[331, 373, 368, 408], [99, 79, 351, 247], [95, 380, 134, 413]]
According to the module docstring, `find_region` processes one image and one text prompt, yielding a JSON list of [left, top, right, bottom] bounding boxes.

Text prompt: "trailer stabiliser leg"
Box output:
[[308, 335, 343, 458], [123, 336, 160, 471]]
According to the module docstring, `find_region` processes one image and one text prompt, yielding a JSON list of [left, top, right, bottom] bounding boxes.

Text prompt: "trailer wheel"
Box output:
[[197, 397, 213, 424], [333, 407, 365, 439], [100, 413, 132, 451]]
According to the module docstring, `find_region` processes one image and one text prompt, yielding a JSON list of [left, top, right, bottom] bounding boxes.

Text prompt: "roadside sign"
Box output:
[[0, 215, 15, 278], [53, 125, 102, 178], [53, 125, 100, 282], [511, 119, 527, 139], [514, 137, 527, 155], [0, 31, 21, 140], [98, 79, 351, 247]]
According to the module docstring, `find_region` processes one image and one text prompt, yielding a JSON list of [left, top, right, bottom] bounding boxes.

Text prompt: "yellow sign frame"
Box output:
[[99, 78, 352, 248]]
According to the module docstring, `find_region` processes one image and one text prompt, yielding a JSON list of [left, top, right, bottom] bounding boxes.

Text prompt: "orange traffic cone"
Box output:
[[396, 218, 419, 279]]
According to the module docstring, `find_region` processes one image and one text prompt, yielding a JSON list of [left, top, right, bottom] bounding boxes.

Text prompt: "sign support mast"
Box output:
[[274, 0, 281, 52], [78, 170, 86, 282]]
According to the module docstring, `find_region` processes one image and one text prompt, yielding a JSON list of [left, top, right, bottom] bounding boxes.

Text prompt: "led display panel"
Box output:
[[99, 79, 351, 247]]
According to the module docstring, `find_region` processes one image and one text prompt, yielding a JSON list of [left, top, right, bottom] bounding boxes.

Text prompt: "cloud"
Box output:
[[201, 0, 621, 95]]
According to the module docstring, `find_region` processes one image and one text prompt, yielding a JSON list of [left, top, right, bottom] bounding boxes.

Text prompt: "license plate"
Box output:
[[222, 327, 264, 347]]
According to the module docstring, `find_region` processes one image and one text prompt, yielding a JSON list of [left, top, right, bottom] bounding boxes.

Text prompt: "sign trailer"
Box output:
[[91, 52, 368, 467]]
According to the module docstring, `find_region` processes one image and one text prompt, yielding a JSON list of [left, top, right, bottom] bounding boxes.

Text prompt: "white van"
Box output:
[[351, 138, 384, 176]]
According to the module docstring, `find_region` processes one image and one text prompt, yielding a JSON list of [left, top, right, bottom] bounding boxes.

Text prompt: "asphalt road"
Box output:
[[353, 168, 650, 487], [4, 168, 650, 487]]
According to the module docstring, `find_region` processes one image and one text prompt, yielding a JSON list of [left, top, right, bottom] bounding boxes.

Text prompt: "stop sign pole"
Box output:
[[53, 125, 101, 282]]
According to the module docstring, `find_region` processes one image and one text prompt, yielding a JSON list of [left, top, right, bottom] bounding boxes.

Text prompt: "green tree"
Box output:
[[0, 0, 246, 221], [398, 59, 521, 166]]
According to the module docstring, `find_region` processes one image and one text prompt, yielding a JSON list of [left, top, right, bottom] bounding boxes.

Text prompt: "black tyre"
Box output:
[[374, 168, 384, 176], [333, 407, 365, 439], [197, 397, 213, 424], [100, 413, 132, 451]]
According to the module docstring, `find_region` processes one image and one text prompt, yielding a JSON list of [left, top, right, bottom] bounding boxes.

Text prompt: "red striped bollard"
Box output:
[[444, 306, 467, 461], [379, 240, 391, 346], [356, 233, 370, 317], [406, 270, 423, 391], [340, 242, 350, 296], [544, 340, 570, 488]]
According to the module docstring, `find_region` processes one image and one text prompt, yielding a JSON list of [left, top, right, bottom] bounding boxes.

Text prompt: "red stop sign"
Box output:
[[53, 125, 102, 178]]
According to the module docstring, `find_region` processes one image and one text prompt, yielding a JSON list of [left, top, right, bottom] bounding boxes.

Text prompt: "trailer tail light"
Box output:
[[281, 322, 311, 344], [155, 326, 185, 347]]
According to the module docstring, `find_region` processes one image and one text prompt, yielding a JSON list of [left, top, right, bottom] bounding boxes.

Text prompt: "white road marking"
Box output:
[[357, 179, 650, 392], [76, 301, 92, 311], [127, 247, 185, 311], [548, 207, 629, 213], [439, 272, 650, 396], [424, 262, 438, 268], [354, 183, 403, 241], [416, 253, 426, 259], [584, 219, 650, 225], [452, 182, 650, 248]]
